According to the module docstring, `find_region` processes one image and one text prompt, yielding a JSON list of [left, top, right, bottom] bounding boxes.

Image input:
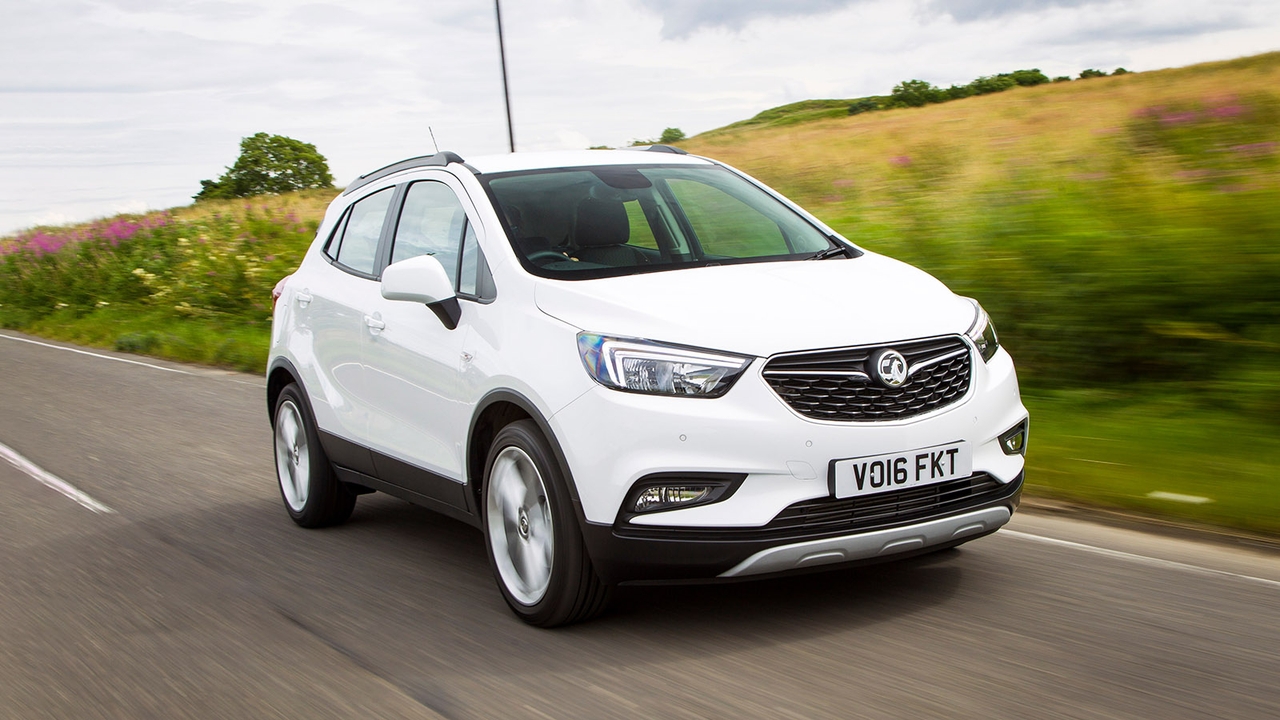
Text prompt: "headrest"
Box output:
[[574, 197, 629, 248], [515, 236, 552, 255]]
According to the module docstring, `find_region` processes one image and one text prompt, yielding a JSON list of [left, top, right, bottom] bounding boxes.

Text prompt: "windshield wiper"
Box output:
[[807, 244, 852, 260]]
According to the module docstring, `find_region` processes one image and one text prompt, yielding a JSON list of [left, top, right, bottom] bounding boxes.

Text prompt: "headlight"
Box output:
[[964, 299, 1000, 362], [577, 333, 752, 397]]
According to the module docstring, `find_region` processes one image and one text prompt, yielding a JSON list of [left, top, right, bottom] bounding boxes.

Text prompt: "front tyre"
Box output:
[[273, 383, 355, 528], [483, 420, 611, 627]]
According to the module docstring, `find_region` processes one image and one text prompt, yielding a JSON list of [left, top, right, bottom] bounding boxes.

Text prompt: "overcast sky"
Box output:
[[3, 0, 1278, 235]]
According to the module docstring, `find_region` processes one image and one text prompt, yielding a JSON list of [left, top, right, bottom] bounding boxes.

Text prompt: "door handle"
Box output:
[[365, 316, 385, 334]]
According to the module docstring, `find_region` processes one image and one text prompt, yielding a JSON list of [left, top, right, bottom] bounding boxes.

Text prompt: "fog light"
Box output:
[[633, 486, 711, 513], [999, 419, 1029, 456]]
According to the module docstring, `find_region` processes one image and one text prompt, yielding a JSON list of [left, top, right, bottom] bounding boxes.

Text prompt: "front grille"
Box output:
[[616, 473, 1019, 542], [763, 335, 972, 421]]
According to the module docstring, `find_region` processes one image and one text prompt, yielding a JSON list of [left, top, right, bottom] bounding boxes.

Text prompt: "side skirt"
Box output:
[[332, 465, 481, 530]]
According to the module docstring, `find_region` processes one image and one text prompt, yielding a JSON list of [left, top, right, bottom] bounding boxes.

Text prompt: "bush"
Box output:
[[1079, 69, 1108, 79], [1053, 76, 1072, 83], [969, 75, 1017, 95], [196, 133, 334, 200], [1113, 67, 1131, 75], [888, 79, 945, 108], [1005, 69, 1051, 87], [847, 98, 880, 115], [659, 127, 686, 143]]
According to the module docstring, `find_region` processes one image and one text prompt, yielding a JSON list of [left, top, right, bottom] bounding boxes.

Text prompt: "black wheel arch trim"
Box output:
[[267, 356, 305, 424], [468, 388, 588, 525]]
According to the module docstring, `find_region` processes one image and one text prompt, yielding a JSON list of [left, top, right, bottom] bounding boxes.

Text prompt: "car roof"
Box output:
[[462, 149, 712, 175], [341, 148, 716, 197]]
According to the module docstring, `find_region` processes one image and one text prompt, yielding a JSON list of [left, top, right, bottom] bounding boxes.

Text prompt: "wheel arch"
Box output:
[[267, 357, 303, 427], [467, 389, 586, 523]]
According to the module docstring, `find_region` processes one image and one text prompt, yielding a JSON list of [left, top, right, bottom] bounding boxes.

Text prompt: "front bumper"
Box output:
[[549, 343, 1027, 583], [582, 472, 1022, 584]]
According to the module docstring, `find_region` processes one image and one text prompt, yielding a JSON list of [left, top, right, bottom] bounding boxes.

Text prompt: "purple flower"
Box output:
[[1159, 111, 1199, 126], [1231, 142, 1276, 157], [889, 155, 912, 167]]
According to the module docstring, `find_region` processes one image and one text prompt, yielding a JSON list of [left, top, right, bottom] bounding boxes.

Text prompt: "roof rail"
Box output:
[[342, 151, 466, 196], [645, 144, 688, 155]]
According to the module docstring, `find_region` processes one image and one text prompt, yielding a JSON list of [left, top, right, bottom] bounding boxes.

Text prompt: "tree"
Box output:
[[659, 127, 686, 143], [195, 133, 334, 200], [1004, 69, 1050, 87], [1079, 68, 1108, 79], [969, 74, 1017, 95], [888, 79, 944, 108]]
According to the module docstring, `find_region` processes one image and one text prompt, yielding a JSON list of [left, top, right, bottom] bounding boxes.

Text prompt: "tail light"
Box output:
[[272, 274, 292, 311]]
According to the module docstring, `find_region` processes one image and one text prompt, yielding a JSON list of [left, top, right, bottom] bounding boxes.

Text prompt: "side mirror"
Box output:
[[381, 255, 461, 329]]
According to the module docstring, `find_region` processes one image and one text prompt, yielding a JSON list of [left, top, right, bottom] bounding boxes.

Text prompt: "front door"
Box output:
[[361, 175, 480, 508]]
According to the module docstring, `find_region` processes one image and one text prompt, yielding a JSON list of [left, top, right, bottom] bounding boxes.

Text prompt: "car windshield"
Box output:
[[480, 164, 842, 279]]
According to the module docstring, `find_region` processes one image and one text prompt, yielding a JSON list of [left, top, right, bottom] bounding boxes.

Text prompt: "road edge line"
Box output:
[[0, 441, 115, 514], [0, 333, 190, 375], [1003, 529, 1280, 590]]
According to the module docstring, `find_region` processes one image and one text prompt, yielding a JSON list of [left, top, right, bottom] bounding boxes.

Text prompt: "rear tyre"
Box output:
[[482, 420, 611, 627], [273, 383, 356, 528]]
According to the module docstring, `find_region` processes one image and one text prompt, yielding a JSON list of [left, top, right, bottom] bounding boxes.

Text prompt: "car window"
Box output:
[[322, 209, 350, 261], [392, 181, 472, 289], [665, 179, 788, 258], [623, 200, 658, 250], [456, 222, 497, 300], [334, 187, 394, 276], [482, 165, 837, 280]]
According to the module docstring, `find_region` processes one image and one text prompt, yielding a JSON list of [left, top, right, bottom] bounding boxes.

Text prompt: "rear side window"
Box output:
[[332, 187, 394, 276]]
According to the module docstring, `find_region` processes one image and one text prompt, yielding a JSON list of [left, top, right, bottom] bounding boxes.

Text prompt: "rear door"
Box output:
[[304, 185, 396, 475]]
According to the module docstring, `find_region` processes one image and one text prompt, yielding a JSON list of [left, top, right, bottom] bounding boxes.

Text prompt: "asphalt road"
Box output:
[[2, 330, 1278, 720]]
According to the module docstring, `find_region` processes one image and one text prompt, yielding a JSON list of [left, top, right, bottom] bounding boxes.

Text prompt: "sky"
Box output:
[[2, 0, 1278, 235]]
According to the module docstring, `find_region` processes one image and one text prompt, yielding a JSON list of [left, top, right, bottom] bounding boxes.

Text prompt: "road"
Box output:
[[1, 330, 1277, 720]]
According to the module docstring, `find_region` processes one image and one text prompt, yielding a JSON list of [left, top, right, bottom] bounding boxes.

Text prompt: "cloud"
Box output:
[[924, 0, 1102, 22], [634, 0, 863, 39]]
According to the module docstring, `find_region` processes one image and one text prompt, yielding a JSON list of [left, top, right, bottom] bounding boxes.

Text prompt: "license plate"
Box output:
[[830, 441, 972, 499]]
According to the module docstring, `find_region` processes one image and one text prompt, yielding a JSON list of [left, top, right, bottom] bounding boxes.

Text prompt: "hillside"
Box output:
[[682, 52, 1280, 382], [2, 52, 1279, 534]]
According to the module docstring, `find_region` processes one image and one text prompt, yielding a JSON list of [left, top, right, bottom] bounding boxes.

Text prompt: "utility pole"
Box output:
[[495, 0, 515, 152]]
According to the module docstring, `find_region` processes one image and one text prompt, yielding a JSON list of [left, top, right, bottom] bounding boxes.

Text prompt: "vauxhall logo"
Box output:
[[870, 348, 908, 388]]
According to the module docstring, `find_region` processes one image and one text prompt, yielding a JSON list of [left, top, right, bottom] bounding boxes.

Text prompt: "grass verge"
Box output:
[[19, 306, 270, 372], [1024, 389, 1280, 536]]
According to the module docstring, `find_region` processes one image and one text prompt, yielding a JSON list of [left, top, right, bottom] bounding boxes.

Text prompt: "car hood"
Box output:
[[533, 253, 976, 358]]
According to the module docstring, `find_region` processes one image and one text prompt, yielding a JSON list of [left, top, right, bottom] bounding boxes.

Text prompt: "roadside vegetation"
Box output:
[[2, 54, 1278, 533], [684, 52, 1280, 534]]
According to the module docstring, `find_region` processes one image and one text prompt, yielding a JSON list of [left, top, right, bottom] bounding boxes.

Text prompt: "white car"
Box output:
[[267, 147, 1028, 626]]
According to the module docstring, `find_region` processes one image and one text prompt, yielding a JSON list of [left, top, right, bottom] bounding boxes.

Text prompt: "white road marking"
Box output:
[[1067, 457, 1130, 466], [1147, 491, 1213, 504], [0, 333, 190, 375], [1003, 529, 1280, 590], [0, 441, 115, 514]]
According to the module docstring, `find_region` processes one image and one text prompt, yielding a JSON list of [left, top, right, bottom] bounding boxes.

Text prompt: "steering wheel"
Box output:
[[526, 250, 570, 266]]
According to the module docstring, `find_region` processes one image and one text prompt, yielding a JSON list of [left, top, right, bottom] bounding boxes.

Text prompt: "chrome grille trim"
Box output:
[[762, 335, 972, 422]]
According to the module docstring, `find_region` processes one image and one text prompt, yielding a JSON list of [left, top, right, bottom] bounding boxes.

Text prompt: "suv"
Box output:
[[267, 147, 1028, 626]]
